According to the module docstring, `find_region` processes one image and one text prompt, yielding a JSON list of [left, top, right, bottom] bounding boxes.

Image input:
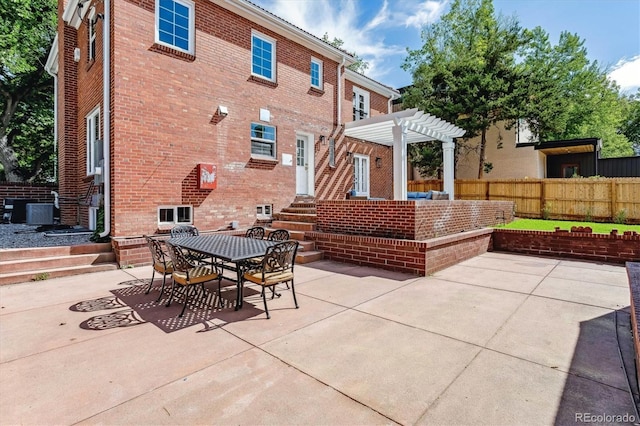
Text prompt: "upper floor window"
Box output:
[[86, 106, 101, 175], [353, 86, 370, 121], [310, 57, 323, 89], [88, 9, 97, 61], [251, 123, 276, 158], [251, 31, 276, 81], [156, 0, 194, 54]]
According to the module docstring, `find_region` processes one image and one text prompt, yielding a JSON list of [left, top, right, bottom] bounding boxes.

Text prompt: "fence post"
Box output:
[[539, 180, 545, 219], [611, 180, 617, 221]]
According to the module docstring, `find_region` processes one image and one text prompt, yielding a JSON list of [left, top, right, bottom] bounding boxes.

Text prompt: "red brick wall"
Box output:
[[492, 228, 640, 264], [107, 0, 340, 237], [305, 228, 493, 276], [316, 200, 514, 239]]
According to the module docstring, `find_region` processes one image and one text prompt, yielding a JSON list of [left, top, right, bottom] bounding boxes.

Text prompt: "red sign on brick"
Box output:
[[198, 164, 217, 190]]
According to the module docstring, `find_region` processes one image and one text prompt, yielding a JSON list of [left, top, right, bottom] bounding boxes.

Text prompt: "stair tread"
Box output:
[[0, 263, 119, 277]]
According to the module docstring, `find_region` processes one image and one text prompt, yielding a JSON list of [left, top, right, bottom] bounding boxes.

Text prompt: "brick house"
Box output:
[[45, 0, 404, 239]]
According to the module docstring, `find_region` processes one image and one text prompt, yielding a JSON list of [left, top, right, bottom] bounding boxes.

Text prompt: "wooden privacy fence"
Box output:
[[408, 178, 640, 223]]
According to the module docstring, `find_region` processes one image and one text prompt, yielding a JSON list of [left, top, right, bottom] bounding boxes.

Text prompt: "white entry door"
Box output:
[[296, 135, 309, 195], [353, 154, 370, 197]]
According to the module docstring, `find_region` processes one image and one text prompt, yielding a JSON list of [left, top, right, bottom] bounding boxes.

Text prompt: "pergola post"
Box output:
[[442, 140, 455, 200], [392, 124, 408, 201]]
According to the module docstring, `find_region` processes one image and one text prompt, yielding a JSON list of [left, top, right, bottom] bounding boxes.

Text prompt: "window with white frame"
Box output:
[[88, 8, 96, 61], [251, 123, 276, 158], [310, 57, 323, 89], [158, 205, 193, 225], [251, 31, 276, 81], [86, 107, 100, 175], [256, 204, 272, 219], [353, 86, 370, 121], [156, 0, 194, 54]]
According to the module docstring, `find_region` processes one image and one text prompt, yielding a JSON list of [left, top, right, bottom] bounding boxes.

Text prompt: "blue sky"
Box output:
[[251, 0, 640, 94]]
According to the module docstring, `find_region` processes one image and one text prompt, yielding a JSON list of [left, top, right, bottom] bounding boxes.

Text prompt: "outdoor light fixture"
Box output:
[[218, 105, 229, 116], [376, 157, 382, 168], [319, 135, 325, 144], [346, 151, 353, 161]]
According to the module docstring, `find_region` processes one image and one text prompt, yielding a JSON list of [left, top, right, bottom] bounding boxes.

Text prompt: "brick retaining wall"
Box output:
[[492, 228, 640, 264]]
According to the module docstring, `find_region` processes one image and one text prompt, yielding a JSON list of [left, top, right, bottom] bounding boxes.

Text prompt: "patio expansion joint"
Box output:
[[216, 322, 403, 426]]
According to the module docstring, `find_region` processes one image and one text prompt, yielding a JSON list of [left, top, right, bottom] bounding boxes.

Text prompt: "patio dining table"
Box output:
[[169, 234, 278, 310]]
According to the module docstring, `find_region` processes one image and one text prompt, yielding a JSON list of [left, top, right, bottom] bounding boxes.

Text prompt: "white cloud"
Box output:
[[608, 55, 640, 94], [254, 0, 447, 85], [402, 0, 449, 29]]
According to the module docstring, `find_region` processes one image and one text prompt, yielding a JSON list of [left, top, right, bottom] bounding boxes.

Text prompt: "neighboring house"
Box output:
[[45, 0, 402, 237]]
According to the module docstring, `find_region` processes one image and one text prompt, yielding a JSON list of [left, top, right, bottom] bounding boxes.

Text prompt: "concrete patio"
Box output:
[[0, 252, 637, 425]]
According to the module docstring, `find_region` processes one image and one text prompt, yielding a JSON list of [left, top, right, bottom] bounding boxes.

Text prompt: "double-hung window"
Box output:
[[310, 57, 323, 89], [156, 0, 194, 54], [86, 107, 100, 175], [353, 86, 370, 121], [251, 123, 276, 158], [251, 31, 276, 81]]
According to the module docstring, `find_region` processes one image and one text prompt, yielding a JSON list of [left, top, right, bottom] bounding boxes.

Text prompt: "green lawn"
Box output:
[[498, 218, 640, 234]]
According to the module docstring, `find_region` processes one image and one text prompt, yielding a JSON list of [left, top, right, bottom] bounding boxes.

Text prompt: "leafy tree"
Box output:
[[620, 90, 640, 155], [518, 29, 633, 158], [402, 0, 527, 178], [322, 33, 369, 74], [0, 0, 57, 182]]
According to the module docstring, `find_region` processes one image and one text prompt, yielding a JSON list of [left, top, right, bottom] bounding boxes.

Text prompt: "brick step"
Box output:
[[0, 252, 116, 274], [272, 212, 317, 223], [281, 207, 317, 214], [297, 240, 315, 252], [270, 221, 316, 232], [0, 243, 113, 261], [296, 250, 323, 264], [264, 228, 306, 241], [0, 263, 119, 286], [290, 202, 316, 209]]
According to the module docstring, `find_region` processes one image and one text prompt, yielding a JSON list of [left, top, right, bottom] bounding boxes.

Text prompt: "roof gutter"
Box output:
[[100, 0, 111, 238]]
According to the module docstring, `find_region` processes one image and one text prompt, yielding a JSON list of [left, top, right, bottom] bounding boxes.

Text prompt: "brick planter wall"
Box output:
[[492, 228, 640, 264], [306, 228, 493, 276], [316, 200, 514, 240], [626, 263, 640, 389]]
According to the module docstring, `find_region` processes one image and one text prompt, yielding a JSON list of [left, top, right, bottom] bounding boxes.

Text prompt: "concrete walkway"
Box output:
[[0, 252, 636, 425]]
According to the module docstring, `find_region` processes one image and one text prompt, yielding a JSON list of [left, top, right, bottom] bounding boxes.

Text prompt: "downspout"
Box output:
[[100, 0, 111, 238], [337, 57, 345, 126], [47, 74, 58, 181]]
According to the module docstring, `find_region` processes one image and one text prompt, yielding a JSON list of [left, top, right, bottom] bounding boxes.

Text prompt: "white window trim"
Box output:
[[155, 0, 195, 55], [88, 8, 96, 61], [158, 205, 193, 226], [86, 106, 100, 176], [251, 30, 276, 82], [353, 86, 370, 121], [310, 57, 323, 90], [250, 122, 277, 160], [256, 204, 272, 220]]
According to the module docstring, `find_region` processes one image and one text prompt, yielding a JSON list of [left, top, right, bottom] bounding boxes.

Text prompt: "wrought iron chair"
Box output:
[[165, 241, 223, 317], [267, 229, 290, 241], [242, 240, 299, 319], [245, 226, 265, 239], [144, 235, 173, 301], [170, 225, 208, 264]]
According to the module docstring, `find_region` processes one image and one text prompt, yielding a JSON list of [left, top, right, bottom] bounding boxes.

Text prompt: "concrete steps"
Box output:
[[264, 228, 323, 264], [268, 197, 322, 264], [0, 243, 118, 285]]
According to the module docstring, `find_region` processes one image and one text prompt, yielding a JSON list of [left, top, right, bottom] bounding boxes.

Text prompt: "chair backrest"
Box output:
[[165, 241, 193, 274], [245, 226, 265, 239], [170, 225, 199, 238], [145, 235, 168, 266], [267, 229, 290, 241], [261, 240, 299, 275]]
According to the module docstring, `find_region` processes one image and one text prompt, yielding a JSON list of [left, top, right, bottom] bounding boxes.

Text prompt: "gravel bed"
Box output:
[[0, 223, 94, 249]]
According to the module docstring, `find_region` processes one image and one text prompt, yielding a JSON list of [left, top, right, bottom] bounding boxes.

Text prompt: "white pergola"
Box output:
[[344, 108, 466, 200]]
